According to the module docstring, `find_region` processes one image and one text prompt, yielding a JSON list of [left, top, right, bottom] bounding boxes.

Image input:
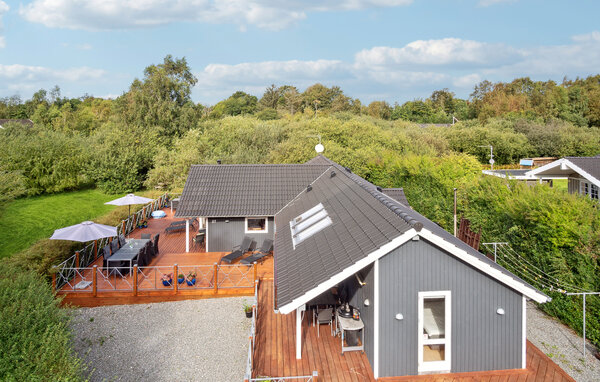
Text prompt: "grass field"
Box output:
[[0, 189, 118, 259]]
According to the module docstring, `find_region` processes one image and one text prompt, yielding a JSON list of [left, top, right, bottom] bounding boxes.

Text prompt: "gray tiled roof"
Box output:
[[566, 155, 600, 182], [382, 188, 410, 207], [274, 168, 416, 308], [275, 161, 546, 309], [176, 164, 330, 217]]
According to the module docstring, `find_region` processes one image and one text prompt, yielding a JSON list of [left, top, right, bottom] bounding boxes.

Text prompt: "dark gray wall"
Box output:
[[206, 217, 274, 252], [346, 264, 375, 365], [378, 238, 523, 377]]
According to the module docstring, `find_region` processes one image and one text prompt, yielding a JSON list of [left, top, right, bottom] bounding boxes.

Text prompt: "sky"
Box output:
[[0, 0, 599, 105]]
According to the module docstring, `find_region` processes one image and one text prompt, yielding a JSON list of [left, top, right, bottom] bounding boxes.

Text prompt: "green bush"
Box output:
[[0, 263, 85, 381]]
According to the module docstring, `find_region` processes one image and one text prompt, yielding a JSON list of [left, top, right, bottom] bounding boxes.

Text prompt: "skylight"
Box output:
[[290, 203, 332, 248]]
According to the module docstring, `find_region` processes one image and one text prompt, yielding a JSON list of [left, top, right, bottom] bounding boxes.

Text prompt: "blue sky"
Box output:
[[1, 0, 599, 105]]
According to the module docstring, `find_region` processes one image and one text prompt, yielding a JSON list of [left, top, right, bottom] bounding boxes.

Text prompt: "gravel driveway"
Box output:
[[70, 297, 252, 382], [527, 301, 600, 382]]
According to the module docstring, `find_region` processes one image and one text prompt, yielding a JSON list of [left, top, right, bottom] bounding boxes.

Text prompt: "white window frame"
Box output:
[[591, 184, 599, 200], [245, 217, 268, 234], [418, 290, 451, 374]]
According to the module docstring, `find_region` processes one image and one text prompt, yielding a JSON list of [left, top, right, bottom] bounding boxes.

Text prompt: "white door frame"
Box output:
[[417, 290, 451, 373]]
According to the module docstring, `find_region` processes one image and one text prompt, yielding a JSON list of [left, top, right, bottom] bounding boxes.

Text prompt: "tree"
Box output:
[[210, 91, 258, 118], [367, 101, 392, 120], [115, 55, 198, 137], [259, 84, 280, 109], [280, 86, 302, 114]]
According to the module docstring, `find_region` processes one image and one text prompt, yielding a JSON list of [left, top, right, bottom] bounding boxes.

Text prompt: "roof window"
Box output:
[[290, 203, 332, 248]]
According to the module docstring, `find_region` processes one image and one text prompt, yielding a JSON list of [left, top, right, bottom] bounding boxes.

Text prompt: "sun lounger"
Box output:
[[221, 236, 253, 264], [240, 238, 273, 265]]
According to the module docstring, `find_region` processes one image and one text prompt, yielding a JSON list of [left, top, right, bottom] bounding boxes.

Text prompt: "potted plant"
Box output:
[[177, 273, 185, 284], [243, 302, 253, 318], [186, 270, 197, 286], [161, 273, 173, 287]]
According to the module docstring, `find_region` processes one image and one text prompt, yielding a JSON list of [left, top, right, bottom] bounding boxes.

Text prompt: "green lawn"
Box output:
[[0, 189, 118, 259]]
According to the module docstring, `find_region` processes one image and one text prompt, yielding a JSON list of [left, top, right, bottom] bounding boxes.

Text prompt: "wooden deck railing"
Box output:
[[244, 280, 318, 382], [53, 263, 257, 295], [53, 193, 169, 290]]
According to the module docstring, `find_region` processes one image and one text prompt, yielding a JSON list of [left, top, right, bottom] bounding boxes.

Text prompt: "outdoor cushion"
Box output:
[[151, 210, 166, 219]]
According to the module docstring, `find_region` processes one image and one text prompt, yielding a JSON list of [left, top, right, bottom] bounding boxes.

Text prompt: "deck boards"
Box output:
[[58, 208, 272, 306], [253, 281, 574, 382]]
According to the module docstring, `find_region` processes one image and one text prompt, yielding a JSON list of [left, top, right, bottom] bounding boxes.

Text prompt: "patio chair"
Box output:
[[152, 234, 160, 256], [136, 246, 149, 267], [240, 238, 273, 265], [110, 239, 119, 254], [220, 236, 253, 264], [118, 235, 126, 247], [141, 233, 151, 240], [314, 306, 334, 337], [102, 244, 112, 268], [193, 232, 205, 248], [145, 240, 155, 258]]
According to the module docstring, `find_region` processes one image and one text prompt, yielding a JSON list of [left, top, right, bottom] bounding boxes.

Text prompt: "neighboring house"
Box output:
[[527, 155, 600, 200], [0, 119, 34, 129], [177, 155, 549, 378], [483, 155, 600, 201]]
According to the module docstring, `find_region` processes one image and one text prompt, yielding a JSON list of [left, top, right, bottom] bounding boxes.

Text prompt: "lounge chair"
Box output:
[[240, 238, 273, 265], [221, 236, 253, 264]]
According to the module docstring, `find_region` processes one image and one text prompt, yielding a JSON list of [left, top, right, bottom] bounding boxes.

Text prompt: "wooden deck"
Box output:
[[58, 208, 273, 307], [252, 281, 575, 382]]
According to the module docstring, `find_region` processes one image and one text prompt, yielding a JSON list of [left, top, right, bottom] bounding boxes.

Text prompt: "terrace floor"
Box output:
[[59, 208, 272, 307], [253, 280, 575, 382]]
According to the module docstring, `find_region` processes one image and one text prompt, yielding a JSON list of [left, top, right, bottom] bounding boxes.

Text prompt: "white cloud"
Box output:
[[0, 0, 9, 48], [572, 31, 600, 43], [19, 0, 412, 31], [453, 73, 481, 88], [0, 64, 107, 97], [192, 33, 600, 104], [354, 38, 521, 68]]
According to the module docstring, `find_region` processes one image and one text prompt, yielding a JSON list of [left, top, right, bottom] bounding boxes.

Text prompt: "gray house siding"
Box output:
[[206, 217, 274, 252], [378, 239, 523, 377], [346, 264, 375, 366], [568, 177, 580, 194]]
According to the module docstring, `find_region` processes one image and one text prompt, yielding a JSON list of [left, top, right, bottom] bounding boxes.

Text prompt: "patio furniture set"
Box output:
[[101, 234, 160, 275]]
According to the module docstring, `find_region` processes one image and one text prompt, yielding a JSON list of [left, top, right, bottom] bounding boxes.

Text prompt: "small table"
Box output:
[[107, 239, 151, 274], [335, 310, 365, 354]]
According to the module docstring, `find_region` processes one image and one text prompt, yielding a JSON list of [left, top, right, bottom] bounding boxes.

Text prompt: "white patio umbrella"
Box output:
[[105, 193, 154, 216], [50, 221, 118, 242]]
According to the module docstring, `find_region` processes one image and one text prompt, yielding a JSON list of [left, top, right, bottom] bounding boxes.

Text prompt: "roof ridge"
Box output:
[[189, 163, 331, 167], [337, 168, 423, 232]]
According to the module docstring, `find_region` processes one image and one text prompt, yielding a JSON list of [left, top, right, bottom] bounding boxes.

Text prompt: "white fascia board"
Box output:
[[418, 229, 549, 304], [562, 160, 600, 189], [527, 158, 565, 177], [482, 170, 534, 180], [278, 228, 418, 314], [529, 158, 600, 188]]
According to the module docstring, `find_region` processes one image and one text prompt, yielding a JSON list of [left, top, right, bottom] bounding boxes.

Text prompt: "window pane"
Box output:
[[423, 344, 445, 362], [247, 218, 266, 231], [423, 298, 445, 339]]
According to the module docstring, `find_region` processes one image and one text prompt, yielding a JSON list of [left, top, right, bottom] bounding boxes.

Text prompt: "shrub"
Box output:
[[0, 263, 85, 381]]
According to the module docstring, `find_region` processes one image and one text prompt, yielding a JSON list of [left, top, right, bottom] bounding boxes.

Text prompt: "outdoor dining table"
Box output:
[[106, 239, 151, 274]]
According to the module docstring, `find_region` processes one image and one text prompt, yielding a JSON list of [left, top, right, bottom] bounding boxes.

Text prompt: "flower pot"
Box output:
[[245, 309, 253, 318], [186, 278, 196, 286], [178, 277, 185, 284], [162, 279, 172, 287]]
